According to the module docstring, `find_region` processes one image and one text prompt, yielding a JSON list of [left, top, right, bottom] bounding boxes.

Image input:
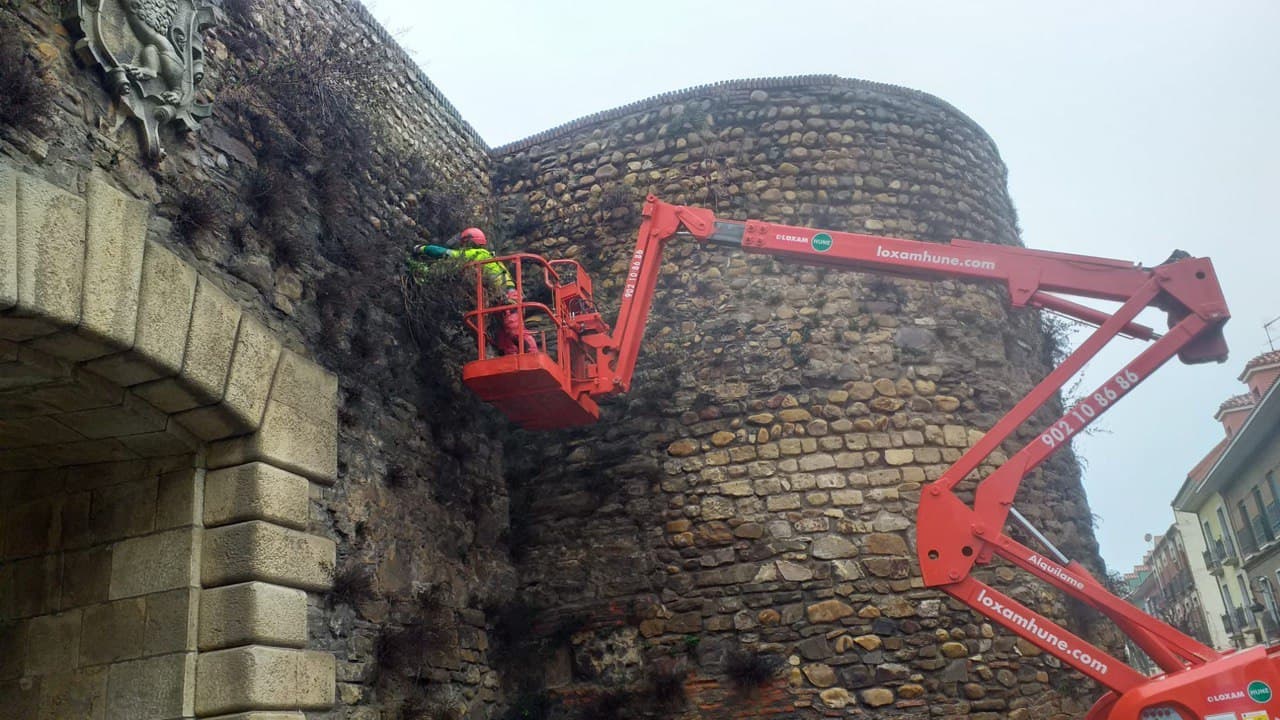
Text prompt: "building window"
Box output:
[[1238, 575, 1257, 629], [1269, 470, 1280, 535], [1218, 507, 1239, 557], [1260, 577, 1280, 638], [1239, 501, 1260, 555], [1253, 487, 1276, 542]]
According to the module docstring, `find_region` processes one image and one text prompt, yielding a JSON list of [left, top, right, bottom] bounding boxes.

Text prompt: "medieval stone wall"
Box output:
[[2, 1, 513, 717], [2, 0, 1111, 717], [493, 77, 1106, 718]]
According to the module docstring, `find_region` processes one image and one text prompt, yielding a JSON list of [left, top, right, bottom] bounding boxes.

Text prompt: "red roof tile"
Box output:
[[1188, 437, 1229, 486], [1243, 350, 1280, 374], [1218, 393, 1256, 415]]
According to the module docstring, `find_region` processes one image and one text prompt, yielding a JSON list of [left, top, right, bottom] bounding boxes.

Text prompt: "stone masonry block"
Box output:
[[0, 618, 26, 679], [195, 646, 334, 716], [40, 438, 140, 467], [204, 462, 309, 530], [0, 415, 85, 448], [202, 521, 334, 592], [61, 545, 113, 607], [79, 597, 146, 665], [84, 240, 196, 387], [145, 587, 199, 655], [207, 399, 337, 485], [206, 350, 336, 483], [2, 495, 58, 560], [201, 714, 305, 720], [199, 581, 307, 650], [175, 316, 282, 441], [26, 173, 149, 362], [78, 173, 148, 353], [25, 366, 123, 413], [1, 163, 15, 311], [106, 653, 194, 720], [26, 610, 81, 675], [8, 555, 60, 618], [267, 350, 339, 422], [109, 528, 199, 599], [36, 666, 108, 720], [1, 677, 40, 719], [88, 472, 157, 542], [133, 275, 241, 414], [0, 343, 72, 393], [155, 466, 201, 530], [53, 391, 168, 439], [118, 416, 202, 458], [2, 174, 87, 341]]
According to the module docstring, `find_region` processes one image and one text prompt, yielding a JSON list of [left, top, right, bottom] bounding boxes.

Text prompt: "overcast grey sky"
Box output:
[[374, 0, 1280, 573]]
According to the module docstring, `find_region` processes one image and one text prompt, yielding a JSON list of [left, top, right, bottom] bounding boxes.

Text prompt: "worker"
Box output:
[[412, 228, 537, 356]]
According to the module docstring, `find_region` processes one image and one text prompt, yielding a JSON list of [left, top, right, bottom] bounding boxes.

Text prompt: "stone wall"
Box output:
[[493, 77, 1106, 718], [1, 0, 1112, 717], [2, 1, 511, 718]]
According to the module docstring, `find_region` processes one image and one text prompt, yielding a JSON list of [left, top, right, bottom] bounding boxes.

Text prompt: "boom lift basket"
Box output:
[[460, 254, 605, 430]]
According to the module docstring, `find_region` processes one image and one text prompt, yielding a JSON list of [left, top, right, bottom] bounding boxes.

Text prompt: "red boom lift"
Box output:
[[460, 196, 1269, 719]]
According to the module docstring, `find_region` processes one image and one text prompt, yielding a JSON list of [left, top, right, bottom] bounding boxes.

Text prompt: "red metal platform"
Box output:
[[462, 351, 599, 430]]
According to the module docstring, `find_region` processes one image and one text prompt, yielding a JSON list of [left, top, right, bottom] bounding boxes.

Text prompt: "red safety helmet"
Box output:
[[459, 227, 487, 246]]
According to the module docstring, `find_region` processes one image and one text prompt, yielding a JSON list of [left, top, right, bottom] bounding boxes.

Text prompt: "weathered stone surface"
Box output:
[[109, 528, 199, 599], [776, 559, 813, 582], [819, 687, 851, 708], [145, 588, 199, 655], [860, 687, 895, 707], [3, 173, 86, 340], [802, 663, 836, 687], [175, 316, 282, 440], [107, 653, 194, 719], [196, 646, 334, 715], [202, 520, 334, 591], [204, 462, 310, 530], [25, 611, 80, 675], [864, 532, 908, 555], [207, 351, 338, 484], [133, 276, 242, 413], [85, 241, 197, 387], [0, 163, 15, 311], [81, 598, 146, 664], [28, 172, 148, 361], [199, 581, 308, 650], [811, 535, 858, 559], [806, 600, 855, 623]]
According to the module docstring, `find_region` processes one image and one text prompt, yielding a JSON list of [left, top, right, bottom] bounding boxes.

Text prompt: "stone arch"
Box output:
[[1, 160, 337, 718]]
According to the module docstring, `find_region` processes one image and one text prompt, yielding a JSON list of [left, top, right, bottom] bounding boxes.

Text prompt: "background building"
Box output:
[[1173, 350, 1280, 651]]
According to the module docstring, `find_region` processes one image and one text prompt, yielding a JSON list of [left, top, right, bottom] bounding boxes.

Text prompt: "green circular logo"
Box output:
[[811, 233, 833, 253], [1249, 680, 1272, 703]]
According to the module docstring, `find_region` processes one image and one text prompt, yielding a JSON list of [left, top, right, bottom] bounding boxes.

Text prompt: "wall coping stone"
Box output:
[[492, 74, 1001, 158]]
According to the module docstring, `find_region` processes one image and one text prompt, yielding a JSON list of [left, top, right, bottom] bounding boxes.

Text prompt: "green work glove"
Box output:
[[413, 244, 451, 259]]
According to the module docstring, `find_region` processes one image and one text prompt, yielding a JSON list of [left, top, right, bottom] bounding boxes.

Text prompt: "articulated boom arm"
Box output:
[[464, 196, 1264, 718]]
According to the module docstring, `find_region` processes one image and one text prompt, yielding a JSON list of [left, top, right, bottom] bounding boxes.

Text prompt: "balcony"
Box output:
[[1234, 606, 1255, 631], [1204, 545, 1226, 576], [1237, 535, 1258, 560]]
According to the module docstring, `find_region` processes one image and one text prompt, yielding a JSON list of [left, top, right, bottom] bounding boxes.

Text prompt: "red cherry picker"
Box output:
[[459, 196, 1269, 719]]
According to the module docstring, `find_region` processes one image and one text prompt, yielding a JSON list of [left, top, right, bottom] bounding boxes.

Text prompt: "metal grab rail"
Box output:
[[461, 253, 599, 360]]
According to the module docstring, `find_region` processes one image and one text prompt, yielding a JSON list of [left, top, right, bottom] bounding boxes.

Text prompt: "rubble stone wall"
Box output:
[[494, 76, 1106, 718]]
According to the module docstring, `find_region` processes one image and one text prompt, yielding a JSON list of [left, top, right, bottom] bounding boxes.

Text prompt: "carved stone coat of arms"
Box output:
[[67, 0, 218, 159]]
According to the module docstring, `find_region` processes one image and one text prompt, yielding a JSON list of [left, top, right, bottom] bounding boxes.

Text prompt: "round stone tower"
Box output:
[[492, 76, 1106, 718]]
